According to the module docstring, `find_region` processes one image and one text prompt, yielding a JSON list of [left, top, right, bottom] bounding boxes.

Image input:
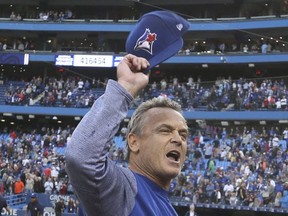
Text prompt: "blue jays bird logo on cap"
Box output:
[[134, 28, 157, 55], [126, 10, 190, 72]]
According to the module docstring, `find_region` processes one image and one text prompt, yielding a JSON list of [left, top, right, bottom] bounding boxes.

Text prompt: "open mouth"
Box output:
[[166, 150, 180, 162]]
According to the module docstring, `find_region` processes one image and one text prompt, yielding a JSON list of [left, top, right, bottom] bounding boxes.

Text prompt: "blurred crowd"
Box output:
[[0, 34, 287, 54], [1, 74, 288, 210], [9, 9, 73, 22], [1, 2, 288, 53], [1, 8, 288, 54], [2, 74, 288, 111], [3, 76, 107, 108], [0, 125, 78, 213], [169, 124, 288, 209], [0, 119, 288, 209]]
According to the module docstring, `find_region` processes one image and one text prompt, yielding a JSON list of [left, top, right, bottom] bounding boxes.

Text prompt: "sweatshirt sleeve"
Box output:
[[65, 80, 137, 216]]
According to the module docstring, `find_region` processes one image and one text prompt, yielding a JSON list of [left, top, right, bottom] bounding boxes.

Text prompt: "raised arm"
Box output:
[[65, 54, 149, 216]]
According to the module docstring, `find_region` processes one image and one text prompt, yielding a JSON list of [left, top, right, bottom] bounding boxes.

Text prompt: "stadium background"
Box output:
[[0, 0, 288, 215]]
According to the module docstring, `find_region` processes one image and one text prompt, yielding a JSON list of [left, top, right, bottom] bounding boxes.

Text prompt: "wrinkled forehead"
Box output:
[[143, 107, 187, 128]]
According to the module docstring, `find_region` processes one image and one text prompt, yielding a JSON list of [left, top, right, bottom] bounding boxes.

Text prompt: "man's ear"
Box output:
[[127, 133, 140, 153]]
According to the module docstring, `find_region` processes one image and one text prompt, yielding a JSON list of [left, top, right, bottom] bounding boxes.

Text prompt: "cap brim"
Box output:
[[146, 38, 183, 71]]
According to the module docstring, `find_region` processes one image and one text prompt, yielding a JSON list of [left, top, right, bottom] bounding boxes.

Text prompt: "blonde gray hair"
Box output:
[[126, 97, 184, 160]]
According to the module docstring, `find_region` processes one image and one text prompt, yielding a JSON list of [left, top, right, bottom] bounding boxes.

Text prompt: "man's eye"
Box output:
[[180, 133, 188, 140]]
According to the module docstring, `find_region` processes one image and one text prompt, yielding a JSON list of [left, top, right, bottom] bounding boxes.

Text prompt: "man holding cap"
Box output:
[[25, 193, 44, 216], [66, 10, 190, 216]]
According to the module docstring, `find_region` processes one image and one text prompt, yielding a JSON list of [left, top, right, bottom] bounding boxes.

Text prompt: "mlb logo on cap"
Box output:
[[125, 10, 190, 71]]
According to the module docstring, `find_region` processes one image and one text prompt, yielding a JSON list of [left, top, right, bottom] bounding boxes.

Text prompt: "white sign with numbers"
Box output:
[[73, 55, 113, 67]]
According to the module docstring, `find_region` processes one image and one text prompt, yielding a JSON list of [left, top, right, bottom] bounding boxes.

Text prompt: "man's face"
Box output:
[[130, 107, 188, 187]]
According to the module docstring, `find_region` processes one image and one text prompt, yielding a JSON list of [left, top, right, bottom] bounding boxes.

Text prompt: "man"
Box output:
[[54, 197, 65, 216], [184, 203, 197, 216], [66, 197, 77, 213], [65, 54, 189, 215], [25, 193, 44, 216], [223, 180, 234, 197], [0, 195, 10, 215], [283, 127, 288, 147], [14, 177, 25, 194], [44, 178, 54, 194]]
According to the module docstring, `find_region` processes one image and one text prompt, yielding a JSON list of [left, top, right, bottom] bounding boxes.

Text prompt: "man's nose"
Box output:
[[170, 131, 182, 145]]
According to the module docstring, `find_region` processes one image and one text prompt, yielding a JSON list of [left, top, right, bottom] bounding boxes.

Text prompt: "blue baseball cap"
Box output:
[[125, 10, 190, 72], [31, 193, 38, 198]]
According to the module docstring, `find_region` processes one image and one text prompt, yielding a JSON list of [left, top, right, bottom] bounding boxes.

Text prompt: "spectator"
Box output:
[[206, 180, 215, 203], [243, 44, 249, 53], [207, 157, 216, 176], [2, 42, 7, 50], [0, 72, 4, 84], [204, 143, 213, 159], [274, 191, 282, 208], [64, 9, 73, 19], [34, 177, 44, 193], [280, 190, 288, 208], [283, 127, 288, 147], [10, 12, 16, 20], [16, 13, 22, 21], [261, 41, 268, 53], [58, 181, 67, 195], [0, 195, 10, 215], [0, 181, 4, 196], [184, 203, 198, 216], [67, 197, 77, 213], [223, 181, 234, 198], [25, 174, 35, 194], [77, 79, 84, 90], [238, 182, 248, 205], [229, 191, 238, 205], [14, 177, 25, 194], [280, 96, 287, 110], [25, 193, 44, 216], [211, 188, 222, 204], [272, 135, 280, 149], [54, 197, 65, 216], [44, 178, 54, 194]]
